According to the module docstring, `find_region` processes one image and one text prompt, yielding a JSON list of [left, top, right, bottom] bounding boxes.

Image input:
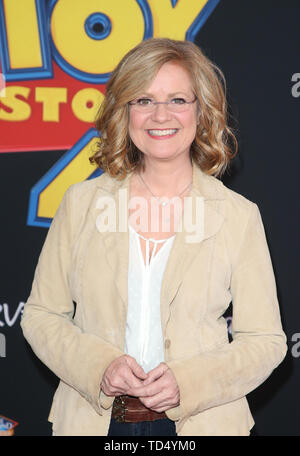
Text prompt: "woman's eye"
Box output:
[[136, 98, 152, 105], [171, 98, 186, 104]]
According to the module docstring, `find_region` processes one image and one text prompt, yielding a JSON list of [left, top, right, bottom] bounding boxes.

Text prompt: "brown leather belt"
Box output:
[[112, 395, 167, 423]]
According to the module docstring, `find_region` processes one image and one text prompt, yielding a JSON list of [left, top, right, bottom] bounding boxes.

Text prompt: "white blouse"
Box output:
[[124, 224, 175, 373]]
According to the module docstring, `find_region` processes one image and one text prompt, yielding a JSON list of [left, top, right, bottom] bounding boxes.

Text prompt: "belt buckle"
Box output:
[[113, 396, 127, 423]]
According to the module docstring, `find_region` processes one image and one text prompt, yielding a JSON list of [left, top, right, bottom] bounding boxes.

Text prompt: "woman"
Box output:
[[21, 38, 287, 436]]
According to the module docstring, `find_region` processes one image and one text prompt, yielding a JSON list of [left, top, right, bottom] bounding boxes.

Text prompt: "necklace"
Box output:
[[138, 173, 192, 207]]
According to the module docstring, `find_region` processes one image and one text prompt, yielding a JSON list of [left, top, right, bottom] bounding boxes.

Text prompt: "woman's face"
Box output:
[[128, 61, 198, 164]]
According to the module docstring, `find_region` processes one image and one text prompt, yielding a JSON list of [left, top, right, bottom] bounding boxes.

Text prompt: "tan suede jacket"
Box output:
[[21, 163, 287, 436]]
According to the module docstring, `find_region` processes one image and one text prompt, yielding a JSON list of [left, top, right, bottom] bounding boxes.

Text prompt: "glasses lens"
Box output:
[[134, 104, 154, 113], [132, 102, 193, 113], [132, 99, 196, 113], [168, 103, 189, 113]]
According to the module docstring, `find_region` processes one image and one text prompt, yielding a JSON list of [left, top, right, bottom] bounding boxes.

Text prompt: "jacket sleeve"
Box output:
[[165, 202, 287, 420], [21, 185, 124, 416]]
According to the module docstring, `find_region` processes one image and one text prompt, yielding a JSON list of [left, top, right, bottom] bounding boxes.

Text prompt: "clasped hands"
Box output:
[[101, 355, 180, 413]]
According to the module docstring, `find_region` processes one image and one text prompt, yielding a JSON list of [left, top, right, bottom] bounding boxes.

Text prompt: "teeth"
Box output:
[[148, 129, 177, 136]]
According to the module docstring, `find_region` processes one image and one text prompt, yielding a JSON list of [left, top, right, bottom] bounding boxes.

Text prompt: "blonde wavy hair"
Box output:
[[90, 38, 238, 179]]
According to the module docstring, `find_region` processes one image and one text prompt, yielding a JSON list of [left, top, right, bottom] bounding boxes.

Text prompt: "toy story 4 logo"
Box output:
[[0, 0, 219, 227]]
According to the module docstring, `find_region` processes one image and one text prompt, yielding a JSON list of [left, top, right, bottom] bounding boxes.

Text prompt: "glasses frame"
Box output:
[[128, 96, 198, 112]]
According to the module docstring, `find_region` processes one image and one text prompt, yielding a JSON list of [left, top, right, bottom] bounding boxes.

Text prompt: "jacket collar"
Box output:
[[94, 162, 226, 330], [95, 160, 226, 202]]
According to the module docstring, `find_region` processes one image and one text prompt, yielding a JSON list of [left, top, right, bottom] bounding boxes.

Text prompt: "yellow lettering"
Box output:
[[0, 86, 31, 121], [3, 0, 42, 69], [35, 87, 67, 122], [50, 0, 144, 75], [38, 136, 99, 219], [149, 0, 207, 39], [71, 88, 104, 123]]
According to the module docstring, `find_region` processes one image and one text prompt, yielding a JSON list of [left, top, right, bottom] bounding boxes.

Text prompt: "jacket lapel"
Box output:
[[94, 164, 226, 328], [160, 164, 226, 330], [95, 172, 131, 310]]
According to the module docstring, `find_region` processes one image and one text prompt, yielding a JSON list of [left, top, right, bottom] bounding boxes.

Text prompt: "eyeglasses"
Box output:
[[128, 96, 197, 113]]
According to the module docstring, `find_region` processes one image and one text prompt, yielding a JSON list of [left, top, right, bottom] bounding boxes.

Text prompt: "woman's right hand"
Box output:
[[101, 354, 147, 397]]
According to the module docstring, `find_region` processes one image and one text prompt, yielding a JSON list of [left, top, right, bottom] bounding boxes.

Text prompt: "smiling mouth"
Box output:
[[147, 128, 178, 138]]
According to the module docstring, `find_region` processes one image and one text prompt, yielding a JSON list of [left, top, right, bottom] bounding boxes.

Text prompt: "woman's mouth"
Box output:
[[146, 128, 178, 139]]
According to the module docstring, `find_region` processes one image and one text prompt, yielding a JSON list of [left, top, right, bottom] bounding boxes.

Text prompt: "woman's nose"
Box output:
[[150, 102, 172, 122]]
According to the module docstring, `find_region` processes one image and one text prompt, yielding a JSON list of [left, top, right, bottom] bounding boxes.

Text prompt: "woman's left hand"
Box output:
[[134, 363, 180, 413]]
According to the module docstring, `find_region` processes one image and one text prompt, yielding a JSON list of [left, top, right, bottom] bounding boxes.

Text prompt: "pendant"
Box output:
[[160, 200, 168, 207]]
